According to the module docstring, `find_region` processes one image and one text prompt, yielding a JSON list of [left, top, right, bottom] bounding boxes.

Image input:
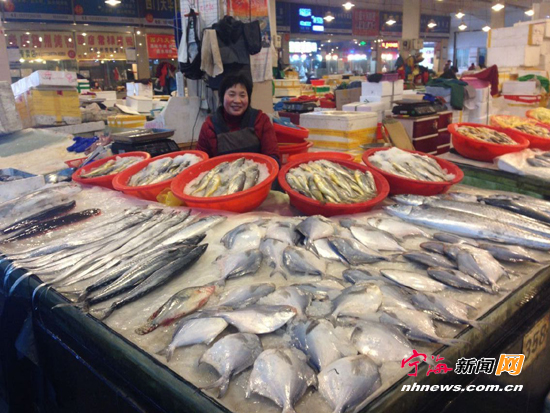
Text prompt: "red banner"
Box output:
[[146, 34, 177, 59], [352, 9, 379, 37]]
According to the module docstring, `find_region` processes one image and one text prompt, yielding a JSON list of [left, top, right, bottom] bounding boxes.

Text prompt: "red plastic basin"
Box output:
[[171, 153, 279, 213], [362, 148, 464, 196], [112, 150, 208, 201], [447, 123, 529, 162], [279, 158, 389, 217], [72, 151, 150, 190], [274, 122, 309, 142], [287, 151, 355, 163], [490, 116, 550, 151], [279, 141, 314, 164]]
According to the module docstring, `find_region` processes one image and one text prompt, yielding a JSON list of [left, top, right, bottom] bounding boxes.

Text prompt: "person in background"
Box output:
[[196, 73, 280, 164], [444, 60, 452, 72], [469, 63, 476, 71]]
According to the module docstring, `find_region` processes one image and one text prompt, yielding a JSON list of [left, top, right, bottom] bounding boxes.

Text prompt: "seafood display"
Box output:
[[2, 182, 550, 413], [491, 116, 550, 138], [527, 107, 550, 125], [457, 125, 517, 145], [80, 156, 143, 179], [368, 147, 455, 182], [184, 157, 267, 197], [285, 159, 378, 204], [128, 154, 203, 186], [525, 151, 550, 168]]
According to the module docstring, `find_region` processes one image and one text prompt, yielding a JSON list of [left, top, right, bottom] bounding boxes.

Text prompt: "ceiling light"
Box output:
[[482, 25, 491, 32], [525, 9, 534, 16], [455, 11, 465, 19], [82, 32, 87, 36], [386, 15, 396, 25], [427, 19, 437, 28], [342, 2, 355, 10], [68, 38, 72, 42], [136, 30, 141, 35], [324, 11, 335, 22], [492, 2, 505, 12], [38, 36, 42, 41], [458, 21, 467, 30], [105, 0, 121, 5], [25, 32, 30, 35], [19, 58, 24, 63]]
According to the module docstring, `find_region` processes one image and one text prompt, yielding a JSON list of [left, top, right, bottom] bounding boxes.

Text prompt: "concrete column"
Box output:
[[534, 2, 550, 19], [490, 9, 505, 29], [0, 23, 11, 82], [134, 29, 150, 79], [402, 0, 421, 41], [438, 38, 449, 73]]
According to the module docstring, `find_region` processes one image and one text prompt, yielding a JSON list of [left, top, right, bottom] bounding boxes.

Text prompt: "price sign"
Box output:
[[523, 312, 550, 368]]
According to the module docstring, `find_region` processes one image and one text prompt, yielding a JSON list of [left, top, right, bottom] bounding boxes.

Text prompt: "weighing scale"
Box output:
[[392, 100, 438, 117], [111, 129, 179, 157]]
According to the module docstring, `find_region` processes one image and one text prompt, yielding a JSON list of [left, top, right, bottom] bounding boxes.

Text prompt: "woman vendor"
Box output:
[[196, 74, 280, 164]]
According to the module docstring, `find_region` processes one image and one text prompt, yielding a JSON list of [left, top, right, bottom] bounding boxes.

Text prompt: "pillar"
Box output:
[[402, 0, 421, 42], [135, 29, 149, 80], [533, 2, 550, 20], [0, 23, 11, 82], [490, 9, 505, 29]]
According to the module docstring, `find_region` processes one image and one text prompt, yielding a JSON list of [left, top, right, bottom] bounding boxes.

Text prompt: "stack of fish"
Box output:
[[80, 156, 143, 179], [457, 125, 517, 145], [368, 147, 455, 182], [185, 157, 264, 197], [128, 154, 202, 187], [527, 107, 550, 125], [525, 151, 550, 168], [492, 115, 550, 138], [285, 159, 378, 204]]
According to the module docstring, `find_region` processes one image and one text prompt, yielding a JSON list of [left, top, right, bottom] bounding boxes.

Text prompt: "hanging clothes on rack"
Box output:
[[201, 29, 223, 78], [179, 9, 205, 80]]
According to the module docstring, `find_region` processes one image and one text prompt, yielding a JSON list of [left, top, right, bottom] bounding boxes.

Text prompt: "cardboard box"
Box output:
[[126, 96, 153, 113], [361, 81, 393, 97], [335, 88, 361, 110]]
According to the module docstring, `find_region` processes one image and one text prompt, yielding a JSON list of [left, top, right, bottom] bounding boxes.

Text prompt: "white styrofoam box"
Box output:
[[403, 90, 418, 95], [489, 25, 530, 48], [356, 102, 386, 113], [361, 81, 393, 97], [475, 87, 490, 105], [126, 96, 153, 113], [0, 169, 45, 203], [392, 80, 404, 96], [518, 69, 549, 79], [487, 46, 539, 69], [342, 103, 361, 111], [126, 82, 135, 96], [467, 105, 488, 124], [274, 87, 301, 97], [392, 94, 403, 102], [502, 81, 540, 95], [134, 83, 153, 98], [525, 45, 541, 67], [360, 95, 391, 110], [24, 71, 77, 93], [274, 79, 301, 88], [426, 86, 451, 99]]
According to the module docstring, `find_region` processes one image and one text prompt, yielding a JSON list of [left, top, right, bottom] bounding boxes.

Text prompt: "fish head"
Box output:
[[384, 204, 413, 218]]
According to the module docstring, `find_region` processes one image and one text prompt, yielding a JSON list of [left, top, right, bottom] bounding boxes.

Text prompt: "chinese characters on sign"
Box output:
[[146, 34, 177, 59], [352, 9, 379, 37], [402, 351, 526, 378], [7, 31, 75, 60], [76, 32, 135, 60], [143, 0, 176, 26]]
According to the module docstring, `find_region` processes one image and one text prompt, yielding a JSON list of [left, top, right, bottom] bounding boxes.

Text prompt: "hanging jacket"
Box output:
[[426, 78, 469, 110], [179, 9, 204, 80]]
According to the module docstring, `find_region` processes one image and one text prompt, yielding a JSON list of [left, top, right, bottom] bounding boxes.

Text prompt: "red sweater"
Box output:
[[196, 109, 280, 162]]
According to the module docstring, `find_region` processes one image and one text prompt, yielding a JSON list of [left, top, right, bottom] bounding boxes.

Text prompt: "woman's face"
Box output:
[[223, 83, 249, 116]]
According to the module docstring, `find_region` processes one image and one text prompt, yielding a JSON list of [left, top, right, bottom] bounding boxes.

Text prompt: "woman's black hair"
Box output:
[[219, 73, 253, 103]]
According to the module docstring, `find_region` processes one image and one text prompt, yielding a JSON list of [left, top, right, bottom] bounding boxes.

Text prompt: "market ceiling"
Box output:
[[277, 0, 533, 17]]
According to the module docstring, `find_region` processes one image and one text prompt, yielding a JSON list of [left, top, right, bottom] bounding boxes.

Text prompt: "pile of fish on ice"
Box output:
[[79, 156, 143, 179], [2, 184, 550, 413], [128, 153, 203, 186]]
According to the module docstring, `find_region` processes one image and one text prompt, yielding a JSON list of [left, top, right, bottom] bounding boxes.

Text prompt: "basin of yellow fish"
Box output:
[[491, 115, 550, 151]]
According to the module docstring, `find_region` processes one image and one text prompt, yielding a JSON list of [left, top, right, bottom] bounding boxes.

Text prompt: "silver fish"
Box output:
[[283, 246, 326, 276], [427, 267, 495, 294], [135, 283, 216, 335], [478, 243, 541, 263], [454, 246, 507, 291], [216, 283, 276, 308], [260, 238, 288, 278], [265, 221, 301, 245], [217, 249, 263, 284], [403, 251, 457, 269], [258, 286, 312, 319], [243, 165, 260, 190], [312, 238, 348, 264], [161, 215, 226, 246], [246, 348, 317, 413], [330, 284, 382, 320], [351, 321, 415, 364], [420, 241, 447, 255], [366, 217, 429, 239], [225, 171, 247, 195], [342, 268, 382, 284], [347, 224, 405, 252], [209, 305, 297, 334], [328, 237, 389, 266], [318, 355, 381, 413], [433, 233, 479, 247], [386, 204, 550, 250], [379, 284, 417, 311], [380, 269, 447, 292], [160, 317, 228, 362], [296, 215, 335, 248], [290, 319, 357, 372], [200, 333, 263, 398], [410, 292, 479, 328], [293, 277, 346, 301], [220, 219, 267, 250]]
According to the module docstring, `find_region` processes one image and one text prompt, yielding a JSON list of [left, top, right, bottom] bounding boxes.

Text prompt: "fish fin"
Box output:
[[135, 322, 157, 335], [269, 269, 287, 280], [89, 305, 115, 321], [157, 345, 175, 362], [201, 376, 230, 398]]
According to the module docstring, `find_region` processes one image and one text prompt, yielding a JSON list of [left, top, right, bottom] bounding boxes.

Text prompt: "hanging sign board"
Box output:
[[6, 31, 76, 61]]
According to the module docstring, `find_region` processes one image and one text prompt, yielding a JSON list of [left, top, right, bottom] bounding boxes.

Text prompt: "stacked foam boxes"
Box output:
[[342, 102, 386, 123], [300, 111, 377, 160], [487, 24, 540, 69], [11, 71, 81, 128], [274, 79, 301, 98], [360, 80, 404, 111], [462, 78, 492, 124], [500, 80, 542, 117]]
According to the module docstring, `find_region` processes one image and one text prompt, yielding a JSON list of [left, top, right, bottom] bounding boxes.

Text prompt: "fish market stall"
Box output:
[[2, 182, 550, 413]]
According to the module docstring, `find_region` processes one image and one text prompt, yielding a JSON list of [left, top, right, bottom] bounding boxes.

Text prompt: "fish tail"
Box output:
[[157, 345, 174, 362], [269, 269, 287, 280], [282, 405, 297, 413], [89, 305, 114, 321], [201, 376, 230, 398], [468, 319, 486, 330], [135, 322, 158, 335]]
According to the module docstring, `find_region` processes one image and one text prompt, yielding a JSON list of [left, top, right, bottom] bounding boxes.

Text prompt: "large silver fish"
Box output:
[[220, 219, 267, 250], [403, 251, 457, 269], [216, 249, 263, 284], [264, 221, 301, 245], [318, 355, 381, 413], [478, 243, 541, 263], [283, 246, 326, 276], [386, 204, 550, 250], [328, 237, 389, 266], [454, 246, 507, 291], [366, 216, 429, 239], [216, 283, 276, 308], [380, 269, 447, 292], [340, 218, 405, 252], [296, 215, 335, 249], [200, 333, 263, 398], [410, 292, 479, 328], [208, 305, 297, 334], [330, 284, 383, 320], [258, 286, 312, 319], [246, 348, 317, 413], [427, 267, 495, 294], [260, 238, 288, 278]]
